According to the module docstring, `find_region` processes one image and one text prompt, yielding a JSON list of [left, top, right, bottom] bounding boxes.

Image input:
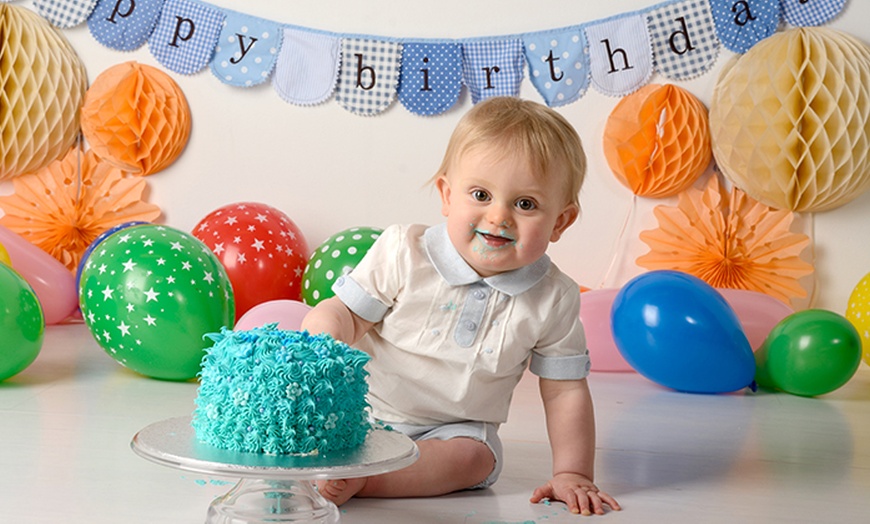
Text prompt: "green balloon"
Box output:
[[0, 264, 44, 381], [79, 225, 235, 380], [755, 309, 862, 397], [301, 227, 383, 306]]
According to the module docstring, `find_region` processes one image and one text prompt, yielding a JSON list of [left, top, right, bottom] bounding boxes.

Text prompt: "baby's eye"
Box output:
[[471, 189, 490, 202], [515, 198, 537, 211]]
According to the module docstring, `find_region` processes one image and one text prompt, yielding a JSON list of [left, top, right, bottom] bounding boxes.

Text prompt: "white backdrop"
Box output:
[[4, 0, 870, 313]]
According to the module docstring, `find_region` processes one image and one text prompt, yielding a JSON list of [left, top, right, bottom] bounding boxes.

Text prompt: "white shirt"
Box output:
[[333, 223, 590, 426]]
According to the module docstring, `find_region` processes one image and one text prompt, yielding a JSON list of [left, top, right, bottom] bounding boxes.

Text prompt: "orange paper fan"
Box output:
[[636, 175, 814, 304], [603, 84, 712, 198], [80, 61, 191, 176], [0, 146, 162, 272]]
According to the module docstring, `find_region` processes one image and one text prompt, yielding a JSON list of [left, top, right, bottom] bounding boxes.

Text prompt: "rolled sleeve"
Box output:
[[529, 351, 591, 380], [332, 275, 389, 323]]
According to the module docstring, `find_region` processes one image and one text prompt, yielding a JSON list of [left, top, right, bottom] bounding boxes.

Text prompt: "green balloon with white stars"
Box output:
[[301, 226, 383, 306], [79, 224, 235, 380]]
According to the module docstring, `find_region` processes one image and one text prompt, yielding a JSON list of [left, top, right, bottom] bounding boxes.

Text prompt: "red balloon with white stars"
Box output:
[[193, 202, 309, 321]]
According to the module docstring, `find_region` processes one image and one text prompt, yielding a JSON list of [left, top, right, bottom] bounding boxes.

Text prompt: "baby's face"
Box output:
[[436, 146, 578, 277]]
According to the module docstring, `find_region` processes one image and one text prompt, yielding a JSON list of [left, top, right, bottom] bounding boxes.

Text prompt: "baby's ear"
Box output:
[[436, 175, 452, 217], [550, 203, 579, 242]]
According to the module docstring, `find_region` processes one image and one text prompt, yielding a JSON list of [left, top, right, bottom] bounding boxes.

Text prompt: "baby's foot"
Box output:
[[317, 478, 367, 506]]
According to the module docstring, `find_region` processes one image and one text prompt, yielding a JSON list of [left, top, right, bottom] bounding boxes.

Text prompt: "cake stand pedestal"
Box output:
[[131, 416, 418, 524]]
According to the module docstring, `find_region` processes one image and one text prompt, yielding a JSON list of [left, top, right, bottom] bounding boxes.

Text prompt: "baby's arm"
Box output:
[[530, 378, 621, 516], [301, 296, 374, 345]]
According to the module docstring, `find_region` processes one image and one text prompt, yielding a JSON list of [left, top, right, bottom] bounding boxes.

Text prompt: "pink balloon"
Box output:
[[0, 225, 77, 325], [580, 288, 635, 372], [718, 288, 794, 351], [235, 299, 312, 331]]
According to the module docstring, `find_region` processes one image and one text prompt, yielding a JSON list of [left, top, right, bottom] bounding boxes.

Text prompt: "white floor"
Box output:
[[1, 323, 868, 523]]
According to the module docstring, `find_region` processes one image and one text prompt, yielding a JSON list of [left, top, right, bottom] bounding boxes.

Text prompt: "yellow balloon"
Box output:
[[845, 272, 870, 366], [0, 241, 10, 266]]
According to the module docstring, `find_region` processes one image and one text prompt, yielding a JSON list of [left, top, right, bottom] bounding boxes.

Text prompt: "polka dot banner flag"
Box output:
[[301, 227, 383, 306]]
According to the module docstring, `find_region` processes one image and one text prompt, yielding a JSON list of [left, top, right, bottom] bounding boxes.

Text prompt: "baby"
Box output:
[[302, 96, 620, 516]]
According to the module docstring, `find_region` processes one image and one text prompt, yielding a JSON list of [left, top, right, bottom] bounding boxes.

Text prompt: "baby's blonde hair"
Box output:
[[433, 97, 586, 206]]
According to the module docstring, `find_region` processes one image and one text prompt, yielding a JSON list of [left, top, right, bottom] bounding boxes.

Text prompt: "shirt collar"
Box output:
[[423, 223, 550, 296]]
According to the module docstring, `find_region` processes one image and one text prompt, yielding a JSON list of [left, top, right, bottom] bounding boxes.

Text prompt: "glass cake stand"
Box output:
[[131, 416, 419, 524]]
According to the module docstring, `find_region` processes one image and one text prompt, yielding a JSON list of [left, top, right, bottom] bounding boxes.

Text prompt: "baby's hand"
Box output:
[[530, 472, 621, 516]]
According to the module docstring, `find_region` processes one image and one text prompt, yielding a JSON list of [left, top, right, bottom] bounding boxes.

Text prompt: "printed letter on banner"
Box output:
[[273, 28, 341, 106], [523, 29, 590, 107], [210, 11, 282, 88], [89, 0, 165, 51], [709, 0, 780, 54], [461, 40, 524, 104], [148, 0, 225, 75], [648, 0, 719, 81], [586, 15, 653, 97], [398, 42, 463, 116], [336, 39, 402, 116], [35, 0, 98, 29], [781, 0, 846, 27]]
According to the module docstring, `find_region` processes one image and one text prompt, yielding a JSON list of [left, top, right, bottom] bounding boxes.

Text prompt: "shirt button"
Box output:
[[431, 329, 441, 336], [335, 277, 345, 287], [464, 321, 477, 331], [473, 290, 486, 300]]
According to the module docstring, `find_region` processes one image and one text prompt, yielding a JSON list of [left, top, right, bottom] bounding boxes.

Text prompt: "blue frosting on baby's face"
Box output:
[[191, 324, 372, 455]]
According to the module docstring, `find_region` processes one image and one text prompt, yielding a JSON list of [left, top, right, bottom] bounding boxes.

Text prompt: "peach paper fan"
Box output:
[[0, 146, 161, 272], [636, 175, 813, 304]]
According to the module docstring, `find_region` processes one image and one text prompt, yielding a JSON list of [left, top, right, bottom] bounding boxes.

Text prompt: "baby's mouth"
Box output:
[[474, 230, 516, 249]]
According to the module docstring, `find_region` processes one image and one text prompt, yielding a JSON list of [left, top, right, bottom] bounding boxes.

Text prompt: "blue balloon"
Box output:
[[611, 270, 755, 393], [75, 221, 149, 291]]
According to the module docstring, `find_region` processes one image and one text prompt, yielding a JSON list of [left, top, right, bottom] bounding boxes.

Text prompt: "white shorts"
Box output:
[[385, 420, 503, 489]]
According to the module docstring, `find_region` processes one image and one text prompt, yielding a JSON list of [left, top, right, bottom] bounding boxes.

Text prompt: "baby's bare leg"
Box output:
[[318, 437, 495, 505]]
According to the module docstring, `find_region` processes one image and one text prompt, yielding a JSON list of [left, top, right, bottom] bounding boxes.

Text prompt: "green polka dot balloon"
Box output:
[[78, 224, 235, 380], [301, 226, 383, 306]]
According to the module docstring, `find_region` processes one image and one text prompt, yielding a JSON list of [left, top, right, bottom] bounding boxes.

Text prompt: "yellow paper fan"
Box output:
[[710, 28, 870, 212], [637, 175, 814, 304], [0, 4, 87, 180], [0, 146, 162, 272]]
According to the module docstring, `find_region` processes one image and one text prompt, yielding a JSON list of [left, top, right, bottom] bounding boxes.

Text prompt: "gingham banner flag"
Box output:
[[524, 29, 590, 107], [148, 0, 225, 75], [781, 0, 847, 27], [272, 28, 341, 106], [586, 15, 653, 97], [34, 0, 98, 29], [461, 40, 525, 104], [709, 0, 780, 54], [336, 39, 402, 116], [210, 12, 282, 88], [88, 0, 165, 51], [648, 0, 719, 80], [398, 42, 463, 116]]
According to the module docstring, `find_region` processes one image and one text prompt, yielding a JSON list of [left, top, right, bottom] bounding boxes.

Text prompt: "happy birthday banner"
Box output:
[[26, 0, 849, 116]]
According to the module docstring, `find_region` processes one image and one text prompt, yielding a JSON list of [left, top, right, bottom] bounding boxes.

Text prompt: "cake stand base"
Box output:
[[206, 479, 338, 524], [132, 416, 418, 524]]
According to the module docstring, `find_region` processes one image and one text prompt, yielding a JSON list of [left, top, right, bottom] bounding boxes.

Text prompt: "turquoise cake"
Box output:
[[192, 324, 372, 455]]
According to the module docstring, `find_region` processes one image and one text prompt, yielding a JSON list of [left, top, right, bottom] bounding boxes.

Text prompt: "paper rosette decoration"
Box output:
[[0, 146, 162, 272], [0, 4, 87, 180], [80, 61, 191, 176], [636, 175, 814, 305], [603, 84, 712, 198], [710, 28, 870, 212]]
